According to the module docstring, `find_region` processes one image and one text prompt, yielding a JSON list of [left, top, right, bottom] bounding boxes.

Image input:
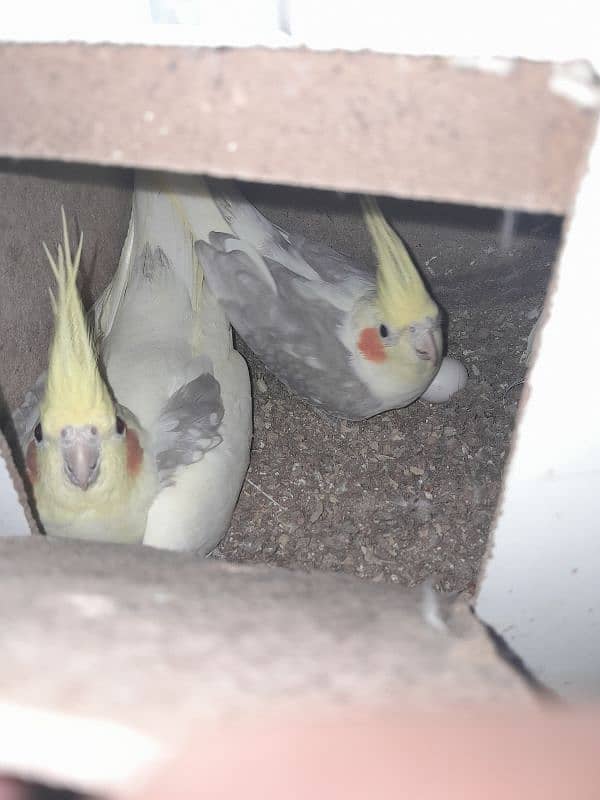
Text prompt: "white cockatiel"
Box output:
[[192, 178, 465, 420], [12, 172, 252, 553]]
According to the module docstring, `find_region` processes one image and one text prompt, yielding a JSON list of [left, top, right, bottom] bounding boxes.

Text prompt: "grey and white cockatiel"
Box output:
[[192, 178, 465, 420], [12, 172, 252, 553]]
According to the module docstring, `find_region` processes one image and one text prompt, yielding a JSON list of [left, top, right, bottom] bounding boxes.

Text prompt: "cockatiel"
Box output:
[[193, 179, 459, 420], [12, 173, 252, 552]]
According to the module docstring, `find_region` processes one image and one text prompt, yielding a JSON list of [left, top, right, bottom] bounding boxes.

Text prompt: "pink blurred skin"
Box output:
[[126, 707, 600, 800], [0, 779, 29, 800]]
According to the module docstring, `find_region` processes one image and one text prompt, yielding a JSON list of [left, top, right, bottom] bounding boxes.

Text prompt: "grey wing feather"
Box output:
[[208, 179, 299, 263], [287, 232, 371, 285], [12, 371, 46, 448], [207, 178, 368, 286], [197, 179, 378, 418], [155, 373, 225, 487], [195, 241, 372, 419]]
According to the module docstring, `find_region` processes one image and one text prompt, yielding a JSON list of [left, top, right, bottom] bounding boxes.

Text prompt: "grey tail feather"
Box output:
[[420, 578, 449, 632], [205, 177, 266, 232], [205, 176, 247, 208], [419, 575, 465, 634]]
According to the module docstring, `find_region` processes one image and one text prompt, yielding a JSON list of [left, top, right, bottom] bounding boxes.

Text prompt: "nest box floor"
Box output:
[[216, 186, 560, 592]]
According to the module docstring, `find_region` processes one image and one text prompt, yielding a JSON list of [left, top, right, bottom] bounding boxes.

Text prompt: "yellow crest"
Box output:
[[361, 196, 437, 327], [40, 208, 114, 435]]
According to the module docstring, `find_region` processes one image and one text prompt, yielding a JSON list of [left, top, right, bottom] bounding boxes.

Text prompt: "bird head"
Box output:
[[353, 197, 443, 405], [25, 210, 144, 517]]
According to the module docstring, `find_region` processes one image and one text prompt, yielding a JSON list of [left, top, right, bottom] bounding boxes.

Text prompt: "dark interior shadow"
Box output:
[[240, 178, 564, 241], [0, 158, 133, 190]]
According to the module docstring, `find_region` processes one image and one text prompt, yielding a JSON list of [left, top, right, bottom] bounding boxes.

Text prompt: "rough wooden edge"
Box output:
[[0, 43, 597, 213]]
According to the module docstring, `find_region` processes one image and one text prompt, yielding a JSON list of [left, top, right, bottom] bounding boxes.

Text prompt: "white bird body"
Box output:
[[101, 175, 252, 552], [14, 172, 252, 554]]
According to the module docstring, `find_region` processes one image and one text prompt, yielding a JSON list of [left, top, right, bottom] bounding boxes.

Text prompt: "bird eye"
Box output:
[[116, 416, 126, 435], [379, 324, 389, 339], [34, 422, 43, 443]]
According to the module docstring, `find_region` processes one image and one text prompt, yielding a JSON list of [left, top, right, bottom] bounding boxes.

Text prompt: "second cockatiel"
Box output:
[[194, 180, 461, 420], [13, 174, 252, 552]]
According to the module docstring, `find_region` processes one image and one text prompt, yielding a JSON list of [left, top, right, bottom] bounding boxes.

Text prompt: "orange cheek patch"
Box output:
[[25, 441, 38, 484], [357, 327, 386, 363], [126, 429, 143, 477]]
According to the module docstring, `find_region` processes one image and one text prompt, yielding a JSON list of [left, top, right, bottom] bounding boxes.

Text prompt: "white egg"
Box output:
[[420, 357, 468, 403]]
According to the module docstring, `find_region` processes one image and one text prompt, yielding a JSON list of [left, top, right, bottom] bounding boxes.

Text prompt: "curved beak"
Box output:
[[61, 426, 101, 490], [414, 327, 441, 364]]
